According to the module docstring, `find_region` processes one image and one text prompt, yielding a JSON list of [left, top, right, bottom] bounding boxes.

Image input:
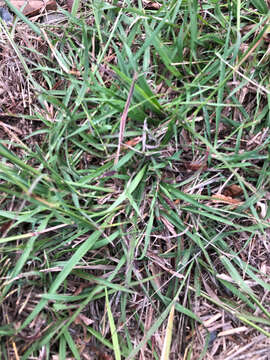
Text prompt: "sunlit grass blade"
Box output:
[[105, 288, 121, 360]]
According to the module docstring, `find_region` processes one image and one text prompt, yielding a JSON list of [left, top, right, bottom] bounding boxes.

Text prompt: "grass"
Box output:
[[0, 0, 270, 358]]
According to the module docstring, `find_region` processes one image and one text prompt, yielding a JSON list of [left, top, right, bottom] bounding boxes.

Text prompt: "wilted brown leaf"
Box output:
[[66, 0, 73, 12], [0, 221, 12, 235], [184, 150, 209, 172], [123, 136, 141, 149], [211, 194, 243, 206], [184, 161, 207, 171], [223, 184, 243, 198], [10, 0, 57, 16], [74, 313, 94, 326], [144, 1, 161, 10]]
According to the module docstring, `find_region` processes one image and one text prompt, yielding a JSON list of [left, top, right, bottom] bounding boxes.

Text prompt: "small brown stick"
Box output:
[[114, 71, 138, 166]]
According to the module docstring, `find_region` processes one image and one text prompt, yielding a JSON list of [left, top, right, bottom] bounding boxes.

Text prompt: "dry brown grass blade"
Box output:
[[161, 304, 175, 360], [114, 71, 138, 166], [12, 340, 20, 360]]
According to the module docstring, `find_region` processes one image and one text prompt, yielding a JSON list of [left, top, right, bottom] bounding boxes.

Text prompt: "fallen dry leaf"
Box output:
[[211, 194, 243, 206], [123, 136, 141, 149], [184, 161, 207, 171], [68, 69, 81, 77], [0, 221, 12, 235], [10, 0, 57, 16], [223, 184, 243, 198], [74, 313, 94, 326], [66, 0, 73, 12], [144, 1, 161, 10], [184, 150, 209, 172]]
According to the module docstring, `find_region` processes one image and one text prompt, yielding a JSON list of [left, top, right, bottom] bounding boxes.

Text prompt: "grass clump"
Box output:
[[0, 0, 270, 359]]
